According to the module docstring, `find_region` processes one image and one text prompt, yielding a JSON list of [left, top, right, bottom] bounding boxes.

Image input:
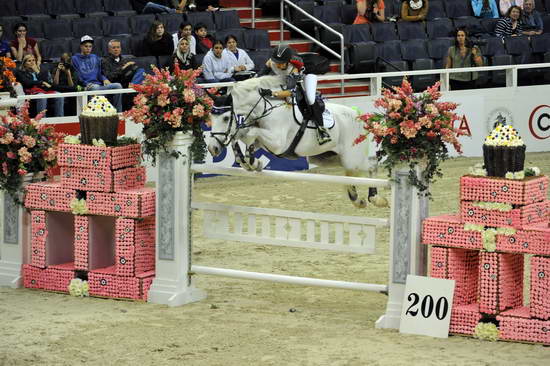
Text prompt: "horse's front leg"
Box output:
[[232, 142, 253, 171], [245, 144, 263, 171], [240, 127, 288, 156]]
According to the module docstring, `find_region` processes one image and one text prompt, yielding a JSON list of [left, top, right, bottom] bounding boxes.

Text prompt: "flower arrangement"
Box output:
[[124, 64, 214, 164], [68, 278, 89, 297], [473, 322, 499, 341], [356, 79, 463, 195], [0, 57, 16, 97], [0, 102, 63, 201]]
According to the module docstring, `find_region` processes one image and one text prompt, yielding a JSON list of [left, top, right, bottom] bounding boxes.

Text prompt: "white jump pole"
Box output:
[[147, 132, 206, 306]]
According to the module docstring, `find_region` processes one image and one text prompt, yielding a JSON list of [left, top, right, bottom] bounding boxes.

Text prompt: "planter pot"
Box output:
[[79, 115, 120, 146]]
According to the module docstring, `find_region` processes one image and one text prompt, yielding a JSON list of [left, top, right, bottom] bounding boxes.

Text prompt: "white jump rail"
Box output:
[[146, 132, 429, 330]]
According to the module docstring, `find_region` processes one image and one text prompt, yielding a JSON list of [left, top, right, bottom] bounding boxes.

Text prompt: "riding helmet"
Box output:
[[271, 44, 293, 64]]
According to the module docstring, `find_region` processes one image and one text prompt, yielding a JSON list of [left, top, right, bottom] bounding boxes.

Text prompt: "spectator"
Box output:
[[353, 0, 385, 25], [522, 0, 543, 35], [202, 40, 235, 83], [194, 23, 214, 54], [471, 0, 499, 19], [10, 23, 41, 65], [15, 54, 64, 117], [102, 39, 145, 88], [0, 25, 11, 58], [495, 6, 524, 38], [172, 22, 196, 54], [222, 35, 255, 80], [445, 28, 484, 90], [401, 0, 429, 22], [170, 38, 200, 71], [71, 36, 123, 112], [499, 0, 523, 16], [53, 53, 81, 92], [131, 0, 187, 13], [143, 21, 174, 56], [193, 0, 220, 12]]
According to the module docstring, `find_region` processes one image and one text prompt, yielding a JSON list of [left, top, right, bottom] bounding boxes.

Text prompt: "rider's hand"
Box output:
[[259, 88, 272, 97]]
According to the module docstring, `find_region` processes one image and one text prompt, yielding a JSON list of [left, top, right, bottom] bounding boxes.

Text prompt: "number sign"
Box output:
[[399, 275, 455, 338]]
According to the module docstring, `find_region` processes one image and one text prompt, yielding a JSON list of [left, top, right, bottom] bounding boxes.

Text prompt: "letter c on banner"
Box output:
[[529, 105, 550, 140]]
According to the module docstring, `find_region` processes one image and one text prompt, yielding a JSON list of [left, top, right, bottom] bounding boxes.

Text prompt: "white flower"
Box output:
[[64, 135, 81, 144], [70, 198, 89, 215], [68, 278, 89, 297], [505, 172, 514, 179], [474, 322, 499, 341], [513, 171, 525, 180], [92, 138, 106, 147]]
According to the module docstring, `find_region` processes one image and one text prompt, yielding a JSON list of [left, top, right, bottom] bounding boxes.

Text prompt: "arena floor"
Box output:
[[1, 153, 550, 366]]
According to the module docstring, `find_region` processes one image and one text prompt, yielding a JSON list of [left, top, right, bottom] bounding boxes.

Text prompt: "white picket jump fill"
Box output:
[[192, 202, 388, 254]]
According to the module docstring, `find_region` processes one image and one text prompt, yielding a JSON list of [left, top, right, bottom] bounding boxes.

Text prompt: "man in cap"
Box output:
[[71, 35, 123, 112], [258, 44, 331, 145]]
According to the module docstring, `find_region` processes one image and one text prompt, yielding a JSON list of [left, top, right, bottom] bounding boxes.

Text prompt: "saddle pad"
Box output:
[[292, 104, 335, 129]]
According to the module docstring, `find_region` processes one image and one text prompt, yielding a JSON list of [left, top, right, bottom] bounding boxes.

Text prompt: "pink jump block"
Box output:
[[57, 143, 141, 170], [497, 307, 550, 345], [74, 216, 90, 271], [115, 217, 155, 277], [479, 252, 523, 314], [22, 263, 75, 293], [460, 200, 549, 229], [530, 256, 550, 320], [430, 246, 479, 306], [422, 215, 482, 250], [88, 266, 155, 300], [460, 175, 549, 205], [30, 211, 47, 268], [61, 166, 145, 193], [449, 303, 482, 335], [24, 182, 77, 212], [86, 187, 156, 218], [495, 222, 550, 256]]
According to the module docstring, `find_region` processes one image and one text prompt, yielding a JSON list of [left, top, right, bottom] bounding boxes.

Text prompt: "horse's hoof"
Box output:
[[239, 162, 253, 171], [352, 199, 367, 209], [370, 195, 389, 208]]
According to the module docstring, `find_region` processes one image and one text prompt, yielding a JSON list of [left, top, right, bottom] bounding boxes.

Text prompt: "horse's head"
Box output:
[[208, 94, 235, 157]]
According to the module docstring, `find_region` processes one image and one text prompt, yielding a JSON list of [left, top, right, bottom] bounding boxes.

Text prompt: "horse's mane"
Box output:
[[230, 75, 284, 117]]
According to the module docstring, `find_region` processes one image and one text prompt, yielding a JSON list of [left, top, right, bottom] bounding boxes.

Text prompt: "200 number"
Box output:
[[405, 293, 449, 320]]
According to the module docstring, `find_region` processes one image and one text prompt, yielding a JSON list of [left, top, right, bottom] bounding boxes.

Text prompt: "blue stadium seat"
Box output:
[[40, 39, 71, 60], [427, 37, 453, 68], [72, 18, 104, 38], [427, 1, 447, 20], [381, 60, 409, 87], [491, 54, 513, 87], [288, 1, 316, 37], [412, 58, 437, 91], [318, 23, 346, 52], [102, 16, 132, 36], [396, 21, 427, 41], [348, 41, 376, 73], [0, 17, 23, 40], [157, 54, 172, 69], [480, 37, 507, 57], [130, 14, 156, 35], [504, 36, 533, 64], [444, 1, 473, 18], [44, 19, 74, 40], [0, 0, 18, 17], [371, 22, 398, 42], [375, 40, 403, 62], [75, 0, 108, 18], [46, 0, 80, 20], [400, 39, 430, 61], [341, 4, 357, 25], [531, 34, 550, 54], [243, 29, 270, 50], [27, 19, 46, 40], [215, 28, 246, 48], [103, 0, 137, 17], [480, 18, 499, 36], [344, 24, 372, 43], [453, 17, 482, 35], [156, 13, 185, 34], [313, 5, 343, 24], [426, 18, 454, 39], [214, 10, 242, 31], [249, 49, 271, 72], [186, 12, 216, 32], [385, 0, 402, 19], [17, 0, 51, 20], [133, 56, 158, 74]]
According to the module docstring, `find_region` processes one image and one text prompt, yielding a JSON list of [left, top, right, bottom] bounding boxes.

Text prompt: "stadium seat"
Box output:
[[26, 19, 46, 40], [427, 37, 453, 68], [195, 53, 206, 65], [133, 56, 158, 75], [375, 40, 403, 62], [40, 39, 71, 60], [542, 15, 550, 34], [371, 22, 398, 42], [102, 16, 132, 36], [46, 0, 80, 20], [75, 0, 109, 18], [345, 24, 372, 43], [313, 5, 343, 24], [348, 41, 376, 73], [243, 29, 270, 50], [531, 34, 550, 54], [0, 0, 18, 18], [427, 1, 447, 20], [385, 0, 402, 19], [453, 17, 483, 36], [504, 36, 532, 62], [0, 17, 22, 40], [288, 1, 316, 37], [480, 18, 499, 36], [186, 12, 216, 32], [444, 1, 473, 18], [491, 54, 513, 87], [479, 37, 506, 57], [156, 13, 185, 34], [130, 14, 157, 35], [426, 19, 454, 39], [214, 10, 242, 31], [130, 36, 146, 57], [103, 0, 137, 17], [44, 19, 74, 40], [381, 60, 409, 87], [318, 23, 346, 53], [216, 28, 246, 48], [157, 55, 173, 69], [249, 49, 271, 72], [396, 21, 428, 41], [412, 58, 437, 91], [16, 0, 51, 20], [341, 4, 357, 25], [72, 18, 104, 38], [400, 39, 430, 63], [536, 0, 546, 12], [544, 0, 550, 13]]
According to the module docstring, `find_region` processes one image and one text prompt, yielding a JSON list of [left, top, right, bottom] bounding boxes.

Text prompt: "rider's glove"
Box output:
[[259, 88, 272, 97]]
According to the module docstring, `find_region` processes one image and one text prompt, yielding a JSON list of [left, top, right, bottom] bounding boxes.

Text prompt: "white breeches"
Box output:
[[303, 74, 317, 105]]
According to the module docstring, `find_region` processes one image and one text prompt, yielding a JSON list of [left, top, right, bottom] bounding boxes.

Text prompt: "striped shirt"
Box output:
[[495, 17, 524, 38]]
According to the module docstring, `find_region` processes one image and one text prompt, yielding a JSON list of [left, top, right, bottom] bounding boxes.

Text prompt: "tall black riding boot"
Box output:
[[310, 101, 331, 145]]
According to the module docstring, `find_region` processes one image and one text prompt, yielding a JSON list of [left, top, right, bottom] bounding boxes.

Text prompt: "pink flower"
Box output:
[[387, 98, 402, 112], [22, 135, 36, 148], [184, 89, 196, 103], [18, 146, 32, 163], [44, 147, 56, 162], [192, 104, 205, 117], [425, 104, 439, 116], [418, 116, 432, 128], [157, 94, 170, 107], [0, 132, 14, 144], [399, 120, 420, 139], [388, 112, 402, 120], [17, 168, 27, 176], [2, 162, 8, 175], [426, 130, 437, 140], [6, 151, 16, 159]]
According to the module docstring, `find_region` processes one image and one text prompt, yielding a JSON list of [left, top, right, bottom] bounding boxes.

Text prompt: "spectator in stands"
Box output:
[[495, 6, 524, 38], [102, 40, 145, 88], [15, 54, 64, 117], [193, 0, 220, 12], [0, 25, 11, 58], [72, 36, 123, 112], [202, 40, 235, 83], [194, 23, 215, 54], [471, 0, 499, 19], [131, 0, 187, 14], [400, 0, 429, 22], [173, 22, 196, 54], [223, 35, 255, 80], [521, 0, 543, 35], [499, 0, 523, 16], [445, 28, 484, 90], [10, 23, 41, 65], [143, 21, 174, 56], [353, 0, 385, 25], [170, 38, 200, 71], [53, 53, 81, 92]]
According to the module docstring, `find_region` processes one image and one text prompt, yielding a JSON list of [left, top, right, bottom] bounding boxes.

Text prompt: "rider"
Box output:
[[258, 44, 332, 145]]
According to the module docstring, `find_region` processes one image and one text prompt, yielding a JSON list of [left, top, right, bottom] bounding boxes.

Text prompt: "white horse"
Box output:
[[207, 75, 387, 208]]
